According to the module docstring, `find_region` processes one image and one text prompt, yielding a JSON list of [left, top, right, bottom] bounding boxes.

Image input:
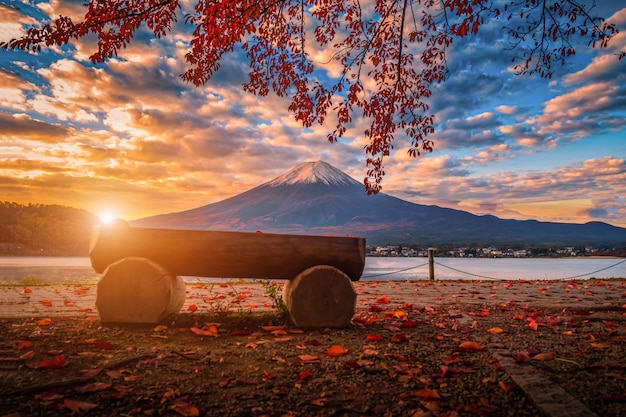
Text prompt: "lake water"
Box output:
[[0, 256, 624, 284]]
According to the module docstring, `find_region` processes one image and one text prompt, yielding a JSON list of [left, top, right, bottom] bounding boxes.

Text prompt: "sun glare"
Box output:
[[99, 212, 116, 225]]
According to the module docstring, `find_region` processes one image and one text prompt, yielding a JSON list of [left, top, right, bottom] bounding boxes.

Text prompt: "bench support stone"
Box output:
[[96, 257, 186, 324], [282, 265, 356, 328]]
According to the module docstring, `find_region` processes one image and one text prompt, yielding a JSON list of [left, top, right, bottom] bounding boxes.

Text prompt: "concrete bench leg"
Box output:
[[96, 257, 186, 324], [282, 265, 356, 328]]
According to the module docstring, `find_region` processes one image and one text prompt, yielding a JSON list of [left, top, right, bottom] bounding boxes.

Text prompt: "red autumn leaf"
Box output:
[[366, 334, 384, 341], [532, 351, 556, 361], [263, 370, 277, 380], [487, 327, 505, 334], [64, 398, 98, 412], [297, 369, 312, 381], [261, 325, 286, 332], [391, 333, 409, 343], [37, 355, 68, 369], [17, 340, 33, 350], [190, 325, 218, 337], [21, 288, 32, 294], [369, 305, 385, 312], [231, 329, 251, 336], [311, 397, 327, 406], [95, 340, 118, 350], [20, 350, 35, 360], [299, 355, 320, 363], [514, 352, 532, 363], [527, 318, 539, 331], [400, 320, 419, 328], [172, 401, 200, 417], [443, 355, 461, 365], [499, 381, 514, 392], [187, 304, 198, 312], [37, 318, 53, 326], [455, 341, 484, 352], [326, 345, 349, 357], [415, 389, 440, 399], [376, 295, 390, 304], [75, 382, 112, 393]]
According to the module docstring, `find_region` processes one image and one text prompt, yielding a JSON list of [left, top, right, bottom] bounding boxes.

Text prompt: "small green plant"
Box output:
[[259, 280, 287, 314]]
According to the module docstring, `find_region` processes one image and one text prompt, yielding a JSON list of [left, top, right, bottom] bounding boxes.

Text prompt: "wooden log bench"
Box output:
[[89, 225, 366, 328]]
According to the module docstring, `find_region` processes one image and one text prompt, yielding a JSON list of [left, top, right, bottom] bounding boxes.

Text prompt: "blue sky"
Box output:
[[1, 0, 625, 228]]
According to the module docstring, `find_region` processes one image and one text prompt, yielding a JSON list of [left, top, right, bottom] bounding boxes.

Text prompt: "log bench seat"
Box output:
[[89, 226, 366, 328]]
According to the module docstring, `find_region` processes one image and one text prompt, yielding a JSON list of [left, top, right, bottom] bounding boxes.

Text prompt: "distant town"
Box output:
[[367, 245, 625, 258]]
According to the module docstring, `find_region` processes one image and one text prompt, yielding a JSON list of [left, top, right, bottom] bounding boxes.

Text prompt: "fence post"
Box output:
[[428, 248, 435, 281]]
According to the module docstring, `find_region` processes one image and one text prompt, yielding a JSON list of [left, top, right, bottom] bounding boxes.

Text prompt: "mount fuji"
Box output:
[[132, 161, 626, 246]]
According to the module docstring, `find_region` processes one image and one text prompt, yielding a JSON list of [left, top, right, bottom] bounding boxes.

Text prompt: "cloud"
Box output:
[[0, 112, 68, 140]]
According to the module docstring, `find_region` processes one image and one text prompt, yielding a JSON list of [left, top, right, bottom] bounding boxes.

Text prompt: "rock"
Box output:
[[96, 257, 186, 324], [282, 265, 356, 328]]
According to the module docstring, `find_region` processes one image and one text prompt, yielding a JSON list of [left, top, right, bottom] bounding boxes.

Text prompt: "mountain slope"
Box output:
[[132, 161, 626, 246]]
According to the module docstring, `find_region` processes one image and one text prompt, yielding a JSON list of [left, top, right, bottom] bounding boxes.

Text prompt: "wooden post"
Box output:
[[428, 248, 435, 281]]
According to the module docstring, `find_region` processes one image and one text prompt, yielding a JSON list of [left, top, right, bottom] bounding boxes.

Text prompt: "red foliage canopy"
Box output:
[[2, 0, 620, 192]]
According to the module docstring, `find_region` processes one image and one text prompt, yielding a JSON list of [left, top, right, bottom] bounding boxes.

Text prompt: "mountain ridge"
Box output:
[[132, 161, 626, 246]]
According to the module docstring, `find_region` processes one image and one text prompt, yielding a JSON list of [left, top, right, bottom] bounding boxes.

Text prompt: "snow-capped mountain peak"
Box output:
[[265, 161, 361, 187]]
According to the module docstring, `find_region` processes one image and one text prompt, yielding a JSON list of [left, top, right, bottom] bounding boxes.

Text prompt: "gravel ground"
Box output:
[[1, 279, 625, 417]]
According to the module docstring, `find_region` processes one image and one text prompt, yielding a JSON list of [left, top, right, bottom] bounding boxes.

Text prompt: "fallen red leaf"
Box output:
[[455, 341, 484, 352], [64, 398, 98, 412], [366, 334, 384, 341], [376, 295, 390, 304], [75, 382, 112, 393], [172, 401, 200, 416], [297, 369, 312, 381], [37, 318, 53, 326], [532, 351, 556, 361], [400, 320, 419, 328], [263, 370, 277, 380], [391, 333, 409, 343], [415, 389, 440, 399], [299, 355, 320, 363], [95, 340, 118, 350], [17, 340, 33, 350], [187, 305, 198, 312], [36, 355, 68, 369], [487, 327, 504, 334], [499, 380, 514, 392], [326, 345, 349, 357], [190, 325, 218, 337]]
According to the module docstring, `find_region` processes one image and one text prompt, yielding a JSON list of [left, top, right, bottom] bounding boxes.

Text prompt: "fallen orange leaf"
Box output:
[[297, 369, 312, 381], [299, 355, 320, 363], [190, 325, 218, 337], [456, 341, 484, 352], [36, 355, 68, 369], [376, 295, 390, 304], [187, 304, 198, 312], [17, 340, 33, 350], [487, 327, 504, 334], [326, 345, 349, 357], [64, 398, 98, 413], [37, 318, 53, 326], [415, 389, 440, 399], [532, 351, 555, 361]]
